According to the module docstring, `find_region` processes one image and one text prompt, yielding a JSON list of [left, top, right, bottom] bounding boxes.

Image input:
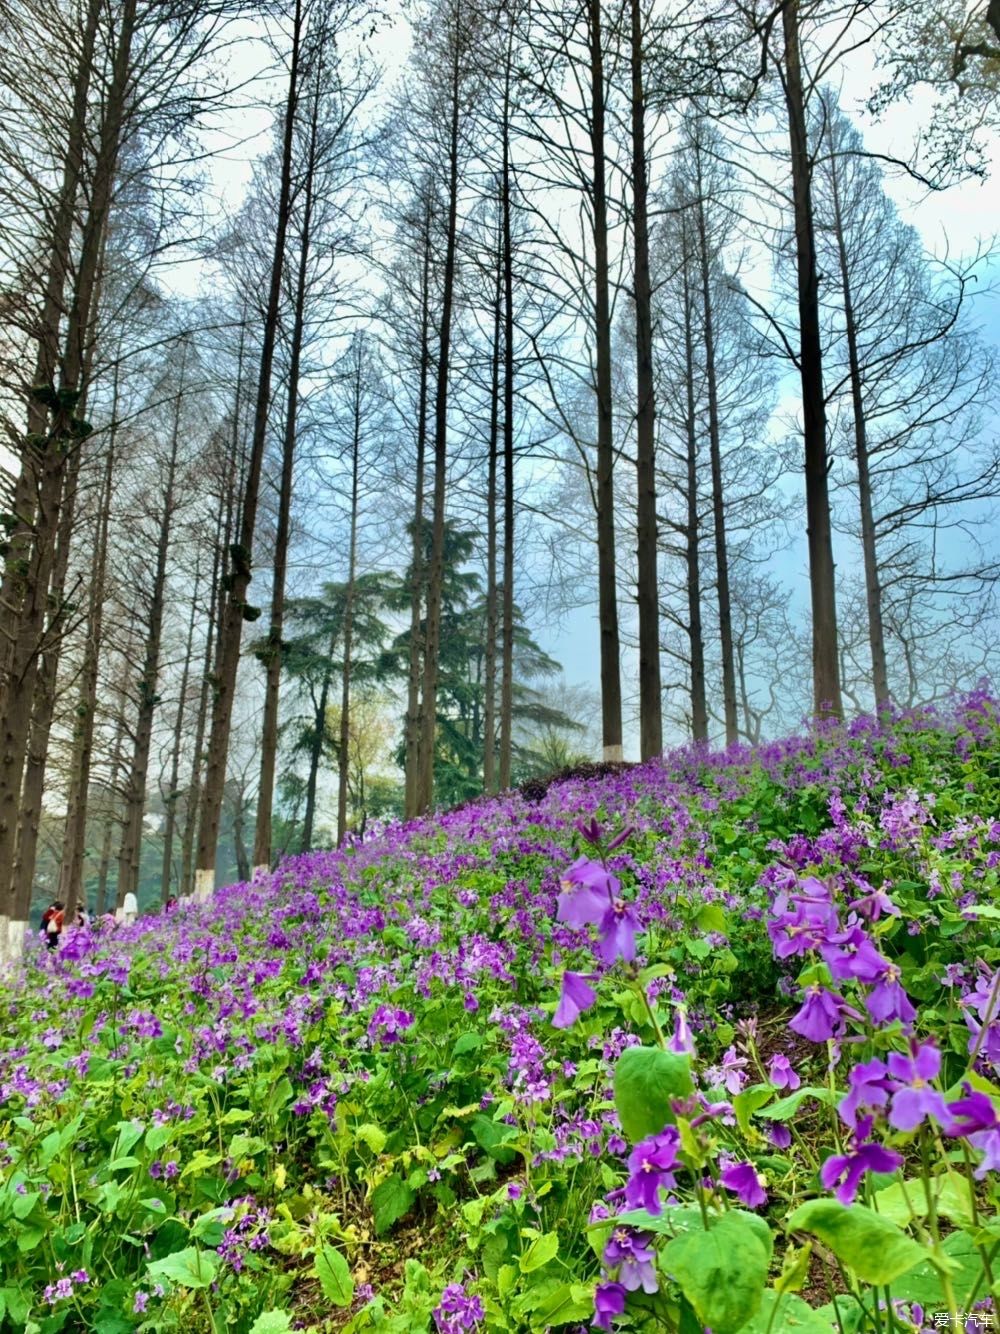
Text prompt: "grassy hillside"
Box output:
[[2, 691, 1000, 1333]]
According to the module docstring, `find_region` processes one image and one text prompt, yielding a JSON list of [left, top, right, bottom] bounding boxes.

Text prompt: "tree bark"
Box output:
[[0, 0, 137, 958], [498, 28, 516, 791], [781, 0, 842, 719], [630, 0, 662, 761], [254, 55, 320, 872], [483, 209, 503, 794], [825, 128, 890, 710], [59, 380, 118, 913], [682, 242, 708, 743], [160, 555, 201, 903], [403, 206, 432, 819], [417, 4, 463, 813], [693, 157, 738, 745], [589, 0, 624, 762], [116, 359, 184, 905], [195, 0, 303, 898], [336, 352, 362, 846]]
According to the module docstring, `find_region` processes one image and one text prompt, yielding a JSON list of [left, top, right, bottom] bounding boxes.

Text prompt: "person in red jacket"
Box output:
[[41, 900, 65, 950]]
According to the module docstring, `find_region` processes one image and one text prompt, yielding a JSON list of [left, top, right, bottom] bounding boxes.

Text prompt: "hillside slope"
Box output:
[[2, 692, 1000, 1333]]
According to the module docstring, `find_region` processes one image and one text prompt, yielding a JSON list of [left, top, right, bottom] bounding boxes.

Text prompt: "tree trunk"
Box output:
[[825, 131, 890, 710], [483, 209, 503, 794], [498, 30, 516, 791], [682, 245, 708, 743], [417, 6, 463, 813], [59, 379, 118, 913], [160, 555, 201, 903], [589, 0, 624, 762], [694, 161, 738, 745], [254, 54, 321, 872], [0, 0, 100, 706], [336, 357, 362, 846], [302, 645, 335, 850], [116, 363, 183, 906], [195, 0, 303, 899], [403, 207, 432, 820], [181, 343, 244, 895], [630, 0, 662, 762], [781, 0, 842, 719], [0, 0, 136, 961], [11, 438, 84, 921]]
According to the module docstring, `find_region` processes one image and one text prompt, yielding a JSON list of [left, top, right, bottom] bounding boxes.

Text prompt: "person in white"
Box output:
[[121, 891, 139, 925]]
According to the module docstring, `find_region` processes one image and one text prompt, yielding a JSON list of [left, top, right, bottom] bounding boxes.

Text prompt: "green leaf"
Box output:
[[734, 1085, 774, 1135], [614, 1046, 694, 1142], [147, 1246, 220, 1289], [528, 1281, 594, 1324], [892, 1231, 982, 1307], [355, 1123, 387, 1155], [315, 1243, 354, 1307], [758, 1088, 835, 1121], [874, 1176, 974, 1227], [248, 1315, 293, 1334], [371, 1177, 415, 1235], [519, 1230, 558, 1274], [696, 903, 727, 934], [610, 1205, 706, 1236], [786, 1200, 925, 1284], [452, 1033, 483, 1057], [663, 1212, 771, 1334], [12, 1191, 40, 1220], [743, 1290, 833, 1334]]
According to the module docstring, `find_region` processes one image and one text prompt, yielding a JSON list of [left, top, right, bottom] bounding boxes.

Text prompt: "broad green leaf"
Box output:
[[355, 1123, 387, 1155], [663, 1211, 771, 1334], [147, 1245, 220, 1290], [145, 1123, 172, 1153], [519, 1230, 558, 1274], [614, 1046, 693, 1142], [371, 1177, 414, 1235], [786, 1200, 925, 1284], [874, 1176, 973, 1227], [248, 1315, 293, 1334], [610, 1205, 708, 1236], [452, 1033, 483, 1057], [12, 1191, 39, 1220], [734, 1085, 775, 1135], [315, 1243, 354, 1307], [758, 1088, 836, 1121], [892, 1231, 982, 1307], [529, 1281, 595, 1324], [743, 1290, 834, 1334]]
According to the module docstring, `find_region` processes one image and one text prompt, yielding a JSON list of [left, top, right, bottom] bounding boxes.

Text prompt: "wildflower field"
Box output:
[[4, 694, 1000, 1334]]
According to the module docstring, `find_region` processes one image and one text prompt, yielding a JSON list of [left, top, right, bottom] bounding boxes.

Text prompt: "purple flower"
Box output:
[[767, 1122, 792, 1149], [839, 1057, 893, 1127], [71, 1269, 89, 1285], [593, 1280, 627, 1331], [820, 1129, 903, 1204], [603, 1227, 658, 1293], [553, 971, 597, 1029], [668, 1009, 695, 1056], [768, 879, 838, 958], [433, 1282, 484, 1333], [945, 1084, 1000, 1177], [434, 1282, 483, 1333], [820, 925, 888, 983], [133, 1291, 149, 1314], [596, 898, 639, 966], [789, 985, 844, 1042], [720, 1161, 767, 1207], [887, 1043, 954, 1132], [557, 857, 615, 927], [865, 963, 916, 1028], [624, 1128, 680, 1214], [768, 1054, 800, 1090]]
